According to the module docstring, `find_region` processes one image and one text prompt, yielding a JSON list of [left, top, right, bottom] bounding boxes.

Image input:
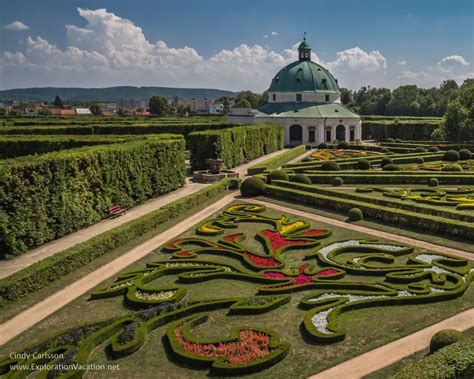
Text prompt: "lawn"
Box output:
[[1, 201, 472, 378]]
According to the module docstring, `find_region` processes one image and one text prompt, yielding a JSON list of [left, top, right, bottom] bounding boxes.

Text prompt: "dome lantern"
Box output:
[[298, 32, 311, 61]]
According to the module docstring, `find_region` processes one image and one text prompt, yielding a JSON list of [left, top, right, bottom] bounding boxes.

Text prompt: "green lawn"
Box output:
[[1, 201, 472, 379]]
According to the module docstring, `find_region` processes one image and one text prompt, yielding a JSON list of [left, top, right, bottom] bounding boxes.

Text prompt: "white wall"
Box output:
[[268, 91, 341, 103]]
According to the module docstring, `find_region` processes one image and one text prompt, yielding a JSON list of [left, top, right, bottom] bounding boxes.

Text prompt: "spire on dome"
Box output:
[[298, 32, 311, 61]]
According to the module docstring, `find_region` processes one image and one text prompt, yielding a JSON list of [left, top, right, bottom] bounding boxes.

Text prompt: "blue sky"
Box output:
[[1, 0, 473, 91]]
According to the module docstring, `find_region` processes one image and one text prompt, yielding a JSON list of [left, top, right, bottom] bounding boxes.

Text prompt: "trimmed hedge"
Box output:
[[362, 119, 441, 140], [247, 145, 305, 175], [0, 139, 187, 258], [394, 337, 474, 379], [241, 177, 266, 197], [430, 329, 464, 354], [0, 134, 182, 159], [264, 182, 474, 240], [0, 177, 240, 306], [188, 124, 284, 171]]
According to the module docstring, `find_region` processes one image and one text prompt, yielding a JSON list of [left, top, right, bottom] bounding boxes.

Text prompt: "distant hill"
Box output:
[[0, 86, 236, 102]]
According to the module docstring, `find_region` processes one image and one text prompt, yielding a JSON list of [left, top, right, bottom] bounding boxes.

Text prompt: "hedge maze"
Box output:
[[1, 203, 471, 377]]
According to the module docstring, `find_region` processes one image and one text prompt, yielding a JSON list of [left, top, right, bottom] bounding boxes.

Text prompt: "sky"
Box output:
[[0, 0, 473, 92]]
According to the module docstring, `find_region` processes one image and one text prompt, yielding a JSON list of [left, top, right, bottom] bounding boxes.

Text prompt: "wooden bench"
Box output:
[[108, 205, 127, 218]]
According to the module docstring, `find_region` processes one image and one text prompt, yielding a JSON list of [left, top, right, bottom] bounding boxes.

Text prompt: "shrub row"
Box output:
[[362, 119, 441, 140], [276, 181, 474, 223], [0, 135, 182, 159], [0, 177, 240, 306], [393, 337, 474, 379], [302, 173, 474, 185], [188, 124, 284, 171], [0, 139, 187, 257], [264, 182, 474, 240], [247, 145, 306, 175]]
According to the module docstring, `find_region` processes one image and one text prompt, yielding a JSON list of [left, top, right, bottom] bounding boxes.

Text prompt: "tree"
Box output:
[[89, 104, 102, 116], [258, 91, 268, 107], [340, 88, 353, 105], [54, 95, 64, 108], [233, 99, 252, 108], [235, 90, 259, 109], [148, 95, 170, 116]]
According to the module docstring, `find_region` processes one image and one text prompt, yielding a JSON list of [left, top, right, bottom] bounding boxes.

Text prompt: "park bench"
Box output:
[[108, 205, 127, 218]]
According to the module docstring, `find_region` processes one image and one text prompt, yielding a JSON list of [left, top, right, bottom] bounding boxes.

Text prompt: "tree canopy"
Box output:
[[148, 95, 170, 116]]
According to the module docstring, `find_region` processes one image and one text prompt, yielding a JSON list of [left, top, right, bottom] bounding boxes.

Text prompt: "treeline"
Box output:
[[341, 79, 472, 117]]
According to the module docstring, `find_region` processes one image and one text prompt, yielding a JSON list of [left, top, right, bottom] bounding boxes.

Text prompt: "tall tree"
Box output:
[[89, 104, 102, 116], [148, 95, 170, 116], [54, 95, 64, 108]]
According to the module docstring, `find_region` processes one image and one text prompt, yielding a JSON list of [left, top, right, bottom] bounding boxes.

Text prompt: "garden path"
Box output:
[[0, 149, 288, 280], [310, 308, 474, 379]]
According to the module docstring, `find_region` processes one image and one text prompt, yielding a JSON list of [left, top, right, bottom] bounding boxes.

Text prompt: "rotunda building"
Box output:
[[226, 37, 361, 146]]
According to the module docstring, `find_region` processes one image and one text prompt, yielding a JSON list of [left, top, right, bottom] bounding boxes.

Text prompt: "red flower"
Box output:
[[262, 230, 311, 251], [301, 229, 327, 237], [223, 234, 243, 243], [176, 251, 191, 257], [244, 252, 280, 268], [316, 269, 338, 276]]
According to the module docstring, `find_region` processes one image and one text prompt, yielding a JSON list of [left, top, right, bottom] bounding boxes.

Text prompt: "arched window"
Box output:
[[289, 124, 303, 146], [336, 124, 346, 141]]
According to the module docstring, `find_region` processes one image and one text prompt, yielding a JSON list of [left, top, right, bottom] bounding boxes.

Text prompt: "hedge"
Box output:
[[274, 181, 474, 223], [188, 124, 284, 171], [264, 182, 474, 240], [362, 119, 441, 140], [0, 135, 182, 159], [0, 177, 240, 306], [393, 337, 474, 379], [0, 139, 187, 258], [247, 145, 306, 175]]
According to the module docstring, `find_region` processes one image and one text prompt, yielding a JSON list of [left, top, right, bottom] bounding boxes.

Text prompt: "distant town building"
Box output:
[[75, 108, 92, 115], [226, 37, 361, 146]]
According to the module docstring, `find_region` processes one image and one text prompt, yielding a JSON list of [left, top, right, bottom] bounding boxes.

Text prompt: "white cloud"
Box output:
[[271, 31, 278, 36], [4, 21, 29, 30], [2, 7, 469, 91], [438, 55, 469, 66], [262, 34, 268, 38], [398, 60, 407, 65]]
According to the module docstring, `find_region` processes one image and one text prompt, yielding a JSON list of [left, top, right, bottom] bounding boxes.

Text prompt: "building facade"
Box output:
[[226, 37, 361, 146]]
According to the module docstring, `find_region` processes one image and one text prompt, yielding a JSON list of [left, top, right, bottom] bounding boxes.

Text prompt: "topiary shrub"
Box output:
[[441, 163, 463, 172], [357, 159, 371, 170], [318, 142, 328, 149], [291, 174, 312, 185], [428, 178, 439, 187], [414, 157, 425, 164], [429, 329, 464, 354], [348, 208, 363, 221], [381, 158, 393, 167], [442, 150, 460, 162], [428, 146, 440, 152], [321, 161, 340, 171], [459, 148, 472, 160], [380, 148, 388, 153], [332, 177, 344, 186], [240, 177, 265, 197], [302, 156, 313, 162], [383, 163, 400, 171], [395, 138, 402, 143], [415, 147, 427, 153], [337, 141, 350, 149], [386, 138, 395, 143], [266, 169, 289, 184]]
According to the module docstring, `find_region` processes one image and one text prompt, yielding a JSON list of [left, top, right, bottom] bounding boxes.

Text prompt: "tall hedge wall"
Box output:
[[362, 120, 441, 140], [0, 139, 186, 258], [188, 124, 284, 171], [0, 135, 182, 159]]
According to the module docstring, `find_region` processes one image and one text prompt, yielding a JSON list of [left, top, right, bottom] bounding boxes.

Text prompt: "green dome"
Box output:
[[268, 60, 341, 93], [298, 40, 311, 50]]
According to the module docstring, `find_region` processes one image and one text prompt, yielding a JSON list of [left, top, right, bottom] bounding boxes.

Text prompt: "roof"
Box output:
[[257, 102, 360, 119], [75, 108, 92, 115], [298, 39, 311, 50], [268, 60, 340, 93]]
